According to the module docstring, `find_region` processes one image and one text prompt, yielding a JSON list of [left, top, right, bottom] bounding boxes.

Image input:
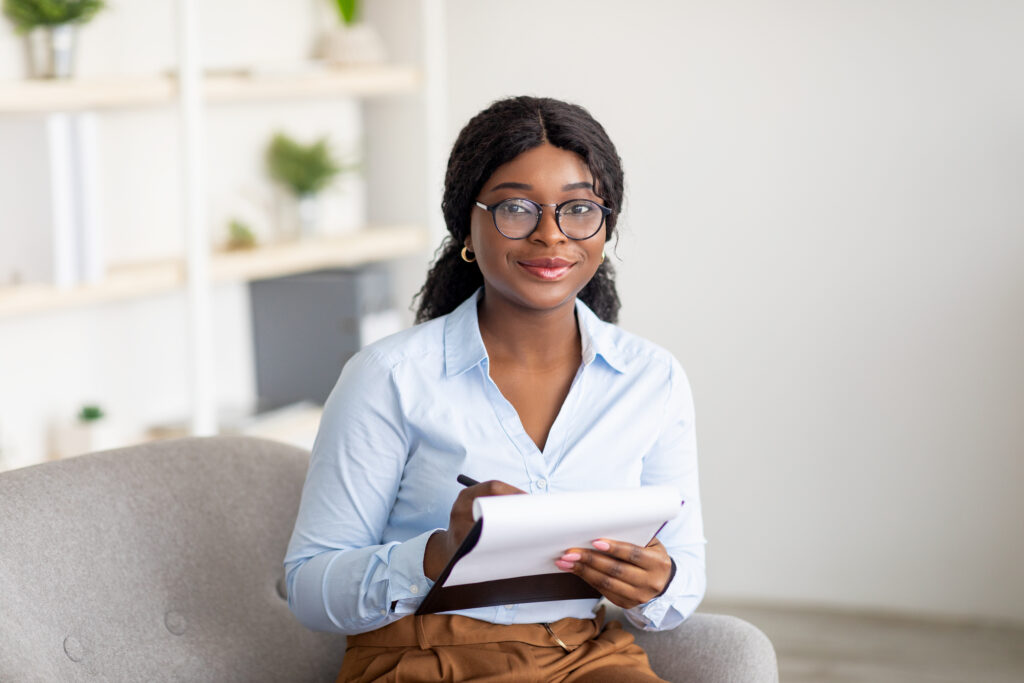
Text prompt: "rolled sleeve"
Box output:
[[284, 349, 428, 635], [623, 549, 707, 630], [385, 529, 440, 614]]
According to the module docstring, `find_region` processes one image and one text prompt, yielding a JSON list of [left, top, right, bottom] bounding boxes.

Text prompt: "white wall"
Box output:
[[445, 0, 1024, 622]]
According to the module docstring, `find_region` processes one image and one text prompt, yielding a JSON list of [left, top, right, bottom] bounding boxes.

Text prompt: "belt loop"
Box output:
[[414, 615, 431, 650]]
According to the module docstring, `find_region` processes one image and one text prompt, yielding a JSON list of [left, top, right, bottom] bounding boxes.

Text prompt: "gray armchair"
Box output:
[[0, 437, 777, 682]]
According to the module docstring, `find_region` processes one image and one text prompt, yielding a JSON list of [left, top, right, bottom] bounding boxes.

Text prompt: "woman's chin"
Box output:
[[486, 280, 585, 316]]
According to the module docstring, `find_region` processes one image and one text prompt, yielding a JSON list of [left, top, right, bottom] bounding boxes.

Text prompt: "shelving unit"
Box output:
[[0, 224, 428, 318], [0, 64, 420, 112], [0, 0, 447, 468]]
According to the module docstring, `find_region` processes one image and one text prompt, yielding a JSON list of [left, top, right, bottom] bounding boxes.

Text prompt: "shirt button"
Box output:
[[536, 479, 547, 490], [504, 604, 514, 610], [410, 585, 419, 595], [379, 609, 387, 616]]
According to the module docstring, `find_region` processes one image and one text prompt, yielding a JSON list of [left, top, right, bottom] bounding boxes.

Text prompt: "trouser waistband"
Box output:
[[347, 606, 607, 650]]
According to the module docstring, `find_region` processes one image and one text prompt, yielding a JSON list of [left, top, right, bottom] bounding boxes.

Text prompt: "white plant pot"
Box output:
[[297, 193, 320, 238], [320, 23, 387, 66], [24, 24, 78, 79], [274, 190, 320, 241], [52, 419, 122, 459]]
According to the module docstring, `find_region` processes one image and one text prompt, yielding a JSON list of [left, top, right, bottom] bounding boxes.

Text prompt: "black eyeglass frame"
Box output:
[[474, 198, 613, 241]]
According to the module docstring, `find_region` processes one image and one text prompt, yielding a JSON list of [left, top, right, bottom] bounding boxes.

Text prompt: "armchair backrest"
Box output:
[[0, 436, 345, 682]]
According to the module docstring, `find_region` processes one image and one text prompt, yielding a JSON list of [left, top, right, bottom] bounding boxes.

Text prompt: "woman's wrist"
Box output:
[[654, 558, 677, 599], [423, 530, 451, 581]]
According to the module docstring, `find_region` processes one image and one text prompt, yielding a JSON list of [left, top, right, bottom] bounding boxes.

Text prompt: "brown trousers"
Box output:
[[337, 607, 666, 682]]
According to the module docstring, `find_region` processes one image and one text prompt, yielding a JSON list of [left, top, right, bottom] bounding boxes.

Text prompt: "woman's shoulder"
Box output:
[[578, 301, 683, 376], [349, 315, 448, 372]]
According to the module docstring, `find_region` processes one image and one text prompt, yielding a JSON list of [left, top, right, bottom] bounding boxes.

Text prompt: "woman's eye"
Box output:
[[499, 201, 531, 215], [565, 201, 592, 215]]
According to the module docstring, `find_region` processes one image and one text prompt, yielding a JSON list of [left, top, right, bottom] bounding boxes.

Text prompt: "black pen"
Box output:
[[456, 474, 479, 487]]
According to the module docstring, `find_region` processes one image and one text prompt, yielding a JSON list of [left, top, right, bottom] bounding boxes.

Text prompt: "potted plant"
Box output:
[[319, 0, 386, 66], [3, 0, 105, 79], [266, 132, 353, 239], [52, 404, 121, 459], [225, 218, 257, 251]]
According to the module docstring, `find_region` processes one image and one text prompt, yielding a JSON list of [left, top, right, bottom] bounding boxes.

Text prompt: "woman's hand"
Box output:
[[555, 537, 674, 609], [423, 480, 525, 581]]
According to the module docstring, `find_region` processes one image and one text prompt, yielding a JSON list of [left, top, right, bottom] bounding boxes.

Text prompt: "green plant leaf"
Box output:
[[333, 0, 358, 25], [3, 0, 105, 33], [266, 132, 347, 196], [227, 219, 256, 250], [77, 405, 104, 422]]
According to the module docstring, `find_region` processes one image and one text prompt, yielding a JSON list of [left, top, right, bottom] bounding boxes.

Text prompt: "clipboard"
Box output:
[[415, 486, 682, 615], [416, 519, 601, 614]]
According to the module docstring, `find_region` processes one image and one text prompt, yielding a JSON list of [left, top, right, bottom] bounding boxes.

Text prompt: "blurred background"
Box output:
[[1, 1, 1022, 678]]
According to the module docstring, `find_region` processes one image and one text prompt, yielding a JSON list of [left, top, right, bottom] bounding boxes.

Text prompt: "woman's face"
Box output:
[[467, 143, 607, 316]]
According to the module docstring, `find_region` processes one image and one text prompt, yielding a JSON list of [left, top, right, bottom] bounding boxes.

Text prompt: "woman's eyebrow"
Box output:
[[489, 181, 532, 191], [488, 181, 595, 192]]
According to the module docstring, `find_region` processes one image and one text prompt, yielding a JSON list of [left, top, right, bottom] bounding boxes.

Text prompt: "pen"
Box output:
[[456, 474, 480, 487]]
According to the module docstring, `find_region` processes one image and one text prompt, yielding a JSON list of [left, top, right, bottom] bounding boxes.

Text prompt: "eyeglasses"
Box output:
[[474, 198, 612, 241]]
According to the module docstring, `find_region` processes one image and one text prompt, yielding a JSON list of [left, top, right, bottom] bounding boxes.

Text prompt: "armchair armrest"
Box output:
[[607, 605, 779, 683]]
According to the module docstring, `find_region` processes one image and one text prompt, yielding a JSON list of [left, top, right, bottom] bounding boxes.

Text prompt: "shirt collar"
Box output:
[[443, 290, 628, 378], [575, 298, 627, 374], [444, 290, 488, 378]]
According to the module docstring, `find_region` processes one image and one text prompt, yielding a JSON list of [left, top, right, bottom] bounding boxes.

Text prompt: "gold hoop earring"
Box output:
[[600, 251, 606, 263], [460, 246, 476, 263]]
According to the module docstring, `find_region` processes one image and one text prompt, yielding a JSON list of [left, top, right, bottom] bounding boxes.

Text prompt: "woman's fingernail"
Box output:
[[592, 540, 611, 552], [555, 560, 575, 571], [560, 553, 581, 562]]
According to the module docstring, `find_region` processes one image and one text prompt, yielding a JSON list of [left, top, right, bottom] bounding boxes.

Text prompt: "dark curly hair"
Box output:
[[413, 96, 624, 323]]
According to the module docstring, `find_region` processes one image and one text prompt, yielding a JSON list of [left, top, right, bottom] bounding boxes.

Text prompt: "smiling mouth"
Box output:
[[517, 258, 575, 281]]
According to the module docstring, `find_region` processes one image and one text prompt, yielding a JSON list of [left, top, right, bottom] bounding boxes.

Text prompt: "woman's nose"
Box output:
[[530, 208, 566, 245]]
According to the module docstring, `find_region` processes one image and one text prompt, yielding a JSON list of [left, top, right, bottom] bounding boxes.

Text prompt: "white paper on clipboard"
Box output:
[[443, 486, 682, 587]]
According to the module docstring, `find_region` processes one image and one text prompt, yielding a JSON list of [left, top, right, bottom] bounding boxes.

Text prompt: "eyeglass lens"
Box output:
[[492, 199, 604, 239]]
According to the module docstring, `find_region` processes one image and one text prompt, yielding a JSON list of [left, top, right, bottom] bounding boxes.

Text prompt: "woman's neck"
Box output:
[[477, 292, 581, 370]]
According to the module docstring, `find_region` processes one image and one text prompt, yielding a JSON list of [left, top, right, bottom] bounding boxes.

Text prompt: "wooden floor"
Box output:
[[701, 601, 1024, 683]]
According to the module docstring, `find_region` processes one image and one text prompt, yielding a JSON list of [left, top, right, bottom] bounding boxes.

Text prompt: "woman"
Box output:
[[285, 96, 705, 682]]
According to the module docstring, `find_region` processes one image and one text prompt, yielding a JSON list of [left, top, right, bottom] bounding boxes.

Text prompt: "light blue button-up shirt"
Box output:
[[284, 291, 706, 635]]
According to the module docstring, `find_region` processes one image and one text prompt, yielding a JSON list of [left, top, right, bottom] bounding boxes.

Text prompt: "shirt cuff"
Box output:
[[623, 559, 684, 631], [385, 528, 441, 613]]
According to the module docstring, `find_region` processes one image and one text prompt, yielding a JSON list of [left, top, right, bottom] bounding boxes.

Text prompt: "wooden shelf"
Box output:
[[209, 224, 428, 282], [0, 64, 420, 113], [0, 75, 175, 112], [0, 225, 428, 318], [205, 64, 420, 103]]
